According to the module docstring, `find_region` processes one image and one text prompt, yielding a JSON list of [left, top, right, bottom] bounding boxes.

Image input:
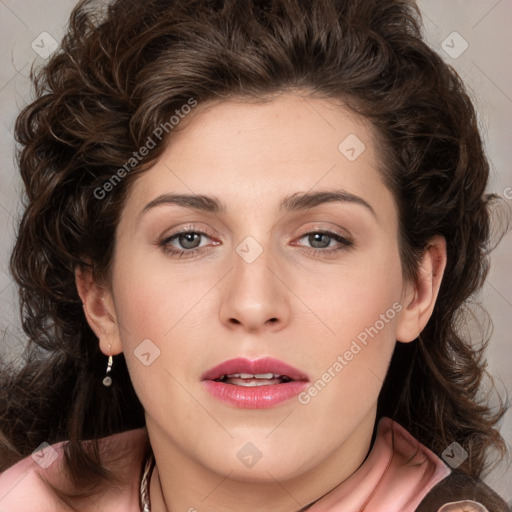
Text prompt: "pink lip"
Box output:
[[201, 357, 309, 409]]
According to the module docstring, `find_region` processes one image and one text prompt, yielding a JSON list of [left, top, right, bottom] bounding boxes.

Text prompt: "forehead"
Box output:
[[123, 93, 395, 222]]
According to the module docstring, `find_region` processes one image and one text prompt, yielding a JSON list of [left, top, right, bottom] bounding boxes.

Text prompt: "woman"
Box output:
[[0, 0, 509, 510]]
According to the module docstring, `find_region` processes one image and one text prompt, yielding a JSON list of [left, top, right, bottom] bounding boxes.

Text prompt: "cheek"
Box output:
[[111, 253, 209, 344], [295, 280, 401, 437], [297, 247, 403, 345], [292, 246, 403, 404], [109, 254, 217, 398]]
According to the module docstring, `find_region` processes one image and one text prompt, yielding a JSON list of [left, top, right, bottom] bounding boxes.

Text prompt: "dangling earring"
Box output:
[[103, 344, 113, 387], [103, 355, 113, 386]]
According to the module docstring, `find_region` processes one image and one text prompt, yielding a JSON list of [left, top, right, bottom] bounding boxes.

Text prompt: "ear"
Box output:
[[75, 265, 123, 356], [396, 236, 447, 343]]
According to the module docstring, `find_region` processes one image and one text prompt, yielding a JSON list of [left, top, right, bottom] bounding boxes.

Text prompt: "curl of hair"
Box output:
[[1, 0, 508, 502]]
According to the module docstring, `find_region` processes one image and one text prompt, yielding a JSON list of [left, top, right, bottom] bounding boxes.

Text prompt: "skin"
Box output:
[[77, 92, 446, 511]]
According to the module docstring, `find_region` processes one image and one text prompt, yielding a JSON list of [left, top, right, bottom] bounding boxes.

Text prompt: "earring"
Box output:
[[103, 354, 113, 387]]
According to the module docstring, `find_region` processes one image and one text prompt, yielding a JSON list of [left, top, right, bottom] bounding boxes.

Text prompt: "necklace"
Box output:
[[140, 447, 155, 512]]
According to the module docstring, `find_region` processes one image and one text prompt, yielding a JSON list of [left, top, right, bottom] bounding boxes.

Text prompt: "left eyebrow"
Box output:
[[279, 190, 376, 218], [139, 189, 376, 218]]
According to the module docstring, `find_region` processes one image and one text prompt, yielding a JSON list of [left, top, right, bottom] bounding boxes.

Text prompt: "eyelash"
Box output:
[[158, 225, 353, 259]]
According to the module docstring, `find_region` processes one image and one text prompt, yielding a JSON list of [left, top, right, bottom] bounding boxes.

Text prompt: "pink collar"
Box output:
[[0, 417, 451, 511], [309, 417, 451, 511]]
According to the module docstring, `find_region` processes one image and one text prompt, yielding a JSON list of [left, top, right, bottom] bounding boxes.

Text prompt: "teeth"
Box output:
[[235, 379, 279, 387], [215, 373, 293, 386], [227, 373, 277, 379]]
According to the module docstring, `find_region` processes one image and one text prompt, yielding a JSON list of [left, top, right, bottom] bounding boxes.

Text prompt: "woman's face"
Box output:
[[106, 93, 410, 484]]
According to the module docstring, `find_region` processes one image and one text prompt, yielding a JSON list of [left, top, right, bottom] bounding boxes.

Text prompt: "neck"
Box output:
[[146, 410, 376, 512]]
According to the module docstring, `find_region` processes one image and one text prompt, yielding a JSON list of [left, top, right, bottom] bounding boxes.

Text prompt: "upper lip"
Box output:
[[201, 357, 309, 382]]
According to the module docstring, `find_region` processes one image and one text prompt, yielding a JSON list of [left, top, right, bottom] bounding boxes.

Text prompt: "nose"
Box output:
[[218, 241, 291, 333]]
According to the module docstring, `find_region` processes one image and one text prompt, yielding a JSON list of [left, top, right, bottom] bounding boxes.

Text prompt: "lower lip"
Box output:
[[202, 380, 309, 408]]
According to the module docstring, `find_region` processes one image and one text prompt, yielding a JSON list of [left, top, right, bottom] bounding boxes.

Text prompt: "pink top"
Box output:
[[0, 418, 488, 511]]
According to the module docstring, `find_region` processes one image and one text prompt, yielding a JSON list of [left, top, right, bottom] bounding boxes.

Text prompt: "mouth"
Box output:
[[201, 357, 309, 408], [202, 356, 309, 385]]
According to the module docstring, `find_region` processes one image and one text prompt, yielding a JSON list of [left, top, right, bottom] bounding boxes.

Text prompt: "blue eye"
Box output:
[[159, 229, 213, 258], [294, 231, 353, 257], [158, 227, 353, 259]]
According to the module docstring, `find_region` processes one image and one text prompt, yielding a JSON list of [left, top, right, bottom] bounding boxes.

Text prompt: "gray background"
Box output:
[[0, 0, 510, 503]]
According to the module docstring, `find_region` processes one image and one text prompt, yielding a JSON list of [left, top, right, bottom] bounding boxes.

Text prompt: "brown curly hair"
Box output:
[[1, 0, 508, 503]]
